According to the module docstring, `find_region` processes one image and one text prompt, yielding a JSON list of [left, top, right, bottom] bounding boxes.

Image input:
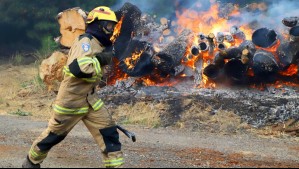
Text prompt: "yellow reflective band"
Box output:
[[95, 59, 101, 74], [64, 66, 98, 83], [91, 58, 101, 77], [92, 100, 104, 111], [82, 78, 97, 83], [78, 57, 94, 66], [104, 158, 124, 163], [64, 57, 102, 82], [63, 67, 75, 78], [78, 61, 92, 66], [30, 148, 47, 159], [104, 158, 124, 167], [53, 105, 89, 115]]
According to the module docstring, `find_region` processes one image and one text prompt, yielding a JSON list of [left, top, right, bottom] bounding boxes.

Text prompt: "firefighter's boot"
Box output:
[[22, 156, 41, 168]]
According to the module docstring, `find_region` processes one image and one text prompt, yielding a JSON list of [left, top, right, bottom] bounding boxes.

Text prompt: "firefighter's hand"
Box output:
[[98, 65, 113, 88], [102, 65, 113, 80]]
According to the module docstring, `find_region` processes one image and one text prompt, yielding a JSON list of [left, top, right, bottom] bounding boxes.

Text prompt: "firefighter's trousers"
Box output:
[[27, 107, 124, 168]]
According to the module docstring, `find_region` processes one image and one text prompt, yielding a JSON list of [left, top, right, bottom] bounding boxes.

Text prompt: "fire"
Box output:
[[255, 39, 281, 64], [109, 1, 298, 90], [175, 3, 252, 39], [279, 64, 298, 76], [107, 58, 129, 85], [176, 1, 253, 88], [124, 51, 144, 70], [176, 4, 227, 35], [110, 16, 124, 43]]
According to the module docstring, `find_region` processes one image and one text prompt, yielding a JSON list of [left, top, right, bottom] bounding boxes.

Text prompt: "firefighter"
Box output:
[[22, 6, 124, 168]]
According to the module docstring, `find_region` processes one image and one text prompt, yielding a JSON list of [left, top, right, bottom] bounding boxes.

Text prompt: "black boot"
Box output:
[[22, 156, 41, 168]]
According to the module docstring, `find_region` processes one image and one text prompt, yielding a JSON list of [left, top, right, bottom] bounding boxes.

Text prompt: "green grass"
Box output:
[[20, 74, 46, 93], [0, 98, 4, 105], [11, 52, 25, 65], [9, 109, 32, 116], [33, 73, 46, 92]]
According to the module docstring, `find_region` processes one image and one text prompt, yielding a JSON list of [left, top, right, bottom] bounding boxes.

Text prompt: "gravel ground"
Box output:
[[0, 115, 298, 168]]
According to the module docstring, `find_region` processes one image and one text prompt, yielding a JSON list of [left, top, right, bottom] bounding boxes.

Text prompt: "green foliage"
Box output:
[[0, 98, 4, 105], [20, 74, 46, 94], [32, 73, 46, 93], [39, 35, 59, 57], [11, 52, 25, 66], [0, 0, 118, 56], [9, 109, 32, 116]]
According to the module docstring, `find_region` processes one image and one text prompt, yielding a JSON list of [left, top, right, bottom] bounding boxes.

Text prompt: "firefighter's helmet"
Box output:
[[87, 6, 118, 24]]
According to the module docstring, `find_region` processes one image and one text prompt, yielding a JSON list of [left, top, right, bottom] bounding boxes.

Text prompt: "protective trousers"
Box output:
[[28, 107, 124, 168]]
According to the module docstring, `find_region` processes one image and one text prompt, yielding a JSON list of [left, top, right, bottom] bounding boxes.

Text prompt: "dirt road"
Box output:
[[0, 115, 298, 168]]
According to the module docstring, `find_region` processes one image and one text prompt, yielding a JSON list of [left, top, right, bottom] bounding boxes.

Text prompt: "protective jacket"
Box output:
[[53, 33, 105, 115]]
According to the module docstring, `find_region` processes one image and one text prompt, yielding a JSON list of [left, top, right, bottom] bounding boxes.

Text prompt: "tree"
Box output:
[[0, 0, 117, 57]]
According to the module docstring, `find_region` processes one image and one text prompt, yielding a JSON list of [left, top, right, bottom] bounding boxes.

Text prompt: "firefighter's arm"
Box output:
[[69, 58, 95, 79], [68, 38, 101, 80], [96, 51, 113, 66], [95, 47, 114, 66]]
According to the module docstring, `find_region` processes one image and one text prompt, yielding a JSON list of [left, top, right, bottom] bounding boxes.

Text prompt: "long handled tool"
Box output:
[[117, 125, 136, 142]]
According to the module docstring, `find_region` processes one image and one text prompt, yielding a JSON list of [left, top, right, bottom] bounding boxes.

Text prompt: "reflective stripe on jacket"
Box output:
[[53, 34, 107, 115]]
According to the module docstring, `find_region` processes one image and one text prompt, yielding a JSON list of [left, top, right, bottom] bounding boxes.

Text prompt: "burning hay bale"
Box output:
[[252, 50, 279, 81], [282, 17, 299, 28], [290, 26, 299, 42], [152, 29, 193, 76], [252, 28, 278, 49], [113, 2, 143, 60]]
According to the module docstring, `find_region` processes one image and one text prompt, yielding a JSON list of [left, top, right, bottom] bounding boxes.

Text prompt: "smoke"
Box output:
[[236, 0, 299, 31], [112, 0, 299, 34], [111, 0, 211, 19], [112, 0, 174, 13]]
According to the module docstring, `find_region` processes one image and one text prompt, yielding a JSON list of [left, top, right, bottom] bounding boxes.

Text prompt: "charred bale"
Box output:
[[282, 17, 299, 27], [114, 2, 142, 60], [239, 40, 257, 56], [290, 26, 299, 42], [152, 29, 192, 76], [118, 39, 154, 77], [203, 64, 221, 79], [224, 59, 248, 83], [252, 50, 279, 81], [252, 28, 278, 48]]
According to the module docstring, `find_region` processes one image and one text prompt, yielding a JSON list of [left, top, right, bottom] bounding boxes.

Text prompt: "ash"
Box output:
[[98, 79, 299, 128]]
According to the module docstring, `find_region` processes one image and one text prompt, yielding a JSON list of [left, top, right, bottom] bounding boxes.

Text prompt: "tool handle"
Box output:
[[117, 125, 136, 142]]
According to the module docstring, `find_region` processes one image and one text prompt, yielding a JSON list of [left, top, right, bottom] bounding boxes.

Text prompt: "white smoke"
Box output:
[[112, 0, 299, 34], [236, 0, 299, 31]]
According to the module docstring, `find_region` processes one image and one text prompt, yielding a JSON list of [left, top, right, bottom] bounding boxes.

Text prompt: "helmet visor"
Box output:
[[101, 21, 117, 34]]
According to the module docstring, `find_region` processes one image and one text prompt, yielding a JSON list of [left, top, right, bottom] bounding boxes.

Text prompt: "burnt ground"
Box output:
[[0, 115, 298, 168]]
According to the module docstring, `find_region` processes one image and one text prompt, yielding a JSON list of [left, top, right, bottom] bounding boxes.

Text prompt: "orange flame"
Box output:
[[256, 39, 281, 63], [279, 64, 298, 76], [108, 2, 299, 89], [124, 51, 144, 70], [110, 16, 124, 43], [175, 2, 254, 88]]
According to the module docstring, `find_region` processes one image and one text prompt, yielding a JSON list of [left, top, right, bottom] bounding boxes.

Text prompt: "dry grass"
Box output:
[[0, 64, 54, 120], [177, 102, 248, 134], [114, 102, 167, 128], [250, 124, 299, 139]]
